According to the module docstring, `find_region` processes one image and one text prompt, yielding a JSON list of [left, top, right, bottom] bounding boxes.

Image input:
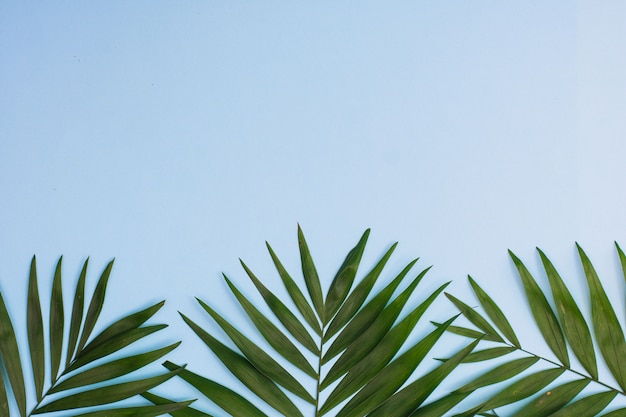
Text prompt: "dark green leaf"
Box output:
[[72, 400, 194, 417], [443, 324, 492, 340], [324, 243, 397, 341], [241, 260, 319, 354], [142, 392, 213, 417], [577, 243, 626, 391], [0, 293, 23, 417], [224, 276, 316, 377], [50, 256, 64, 383], [34, 369, 181, 413], [196, 298, 314, 403], [369, 340, 479, 417], [461, 347, 517, 363], [50, 342, 180, 393], [538, 248, 597, 379], [27, 255, 45, 401], [600, 407, 626, 417], [407, 392, 470, 417], [180, 314, 303, 417], [456, 357, 539, 393], [266, 241, 321, 335], [322, 260, 420, 363], [510, 250, 569, 366], [481, 367, 565, 411], [66, 258, 88, 367], [297, 225, 325, 323], [512, 378, 589, 417], [468, 276, 520, 347], [68, 325, 168, 372], [324, 229, 369, 322], [163, 362, 267, 417], [77, 259, 114, 353], [446, 291, 504, 343], [549, 390, 616, 417], [333, 316, 456, 417]]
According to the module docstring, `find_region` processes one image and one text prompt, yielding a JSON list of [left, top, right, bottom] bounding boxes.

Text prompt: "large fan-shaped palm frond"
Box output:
[[0, 256, 191, 416], [444, 243, 626, 416], [155, 226, 476, 416]]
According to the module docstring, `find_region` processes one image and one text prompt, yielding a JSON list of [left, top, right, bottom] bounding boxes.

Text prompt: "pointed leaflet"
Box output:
[[68, 325, 168, 372], [27, 256, 45, 402], [180, 314, 303, 417], [50, 342, 180, 393], [323, 268, 426, 385], [0, 292, 26, 417], [325, 229, 369, 322], [0, 368, 8, 416], [196, 298, 315, 403], [455, 357, 540, 394], [72, 401, 194, 417], [577, 244, 626, 391], [549, 391, 617, 417], [33, 369, 182, 413], [322, 260, 420, 363], [407, 393, 470, 417], [77, 259, 114, 353], [538, 248, 597, 379], [297, 225, 325, 323], [445, 292, 504, 343], [163, 362, 267, 417], [266, 241, 321, 335], [461, 347, 516, 363], [480, 367, 565, 411], [332, 316, 457, 417], [80, 300, 165, 354], [321, 281, 448, 400], [240, 260, 319, 354], [67, 258, 88, 367], [224, 276, 316, 377], [510, 250, 569, 366], [324, 243, 397, 341], [50, 257, 65, 383], [142, 392, 214, 417], [368, 340, 479, 417], [512, 379, 589, 417], [602, 409, 626, 417], [468, 276, 520, 347]]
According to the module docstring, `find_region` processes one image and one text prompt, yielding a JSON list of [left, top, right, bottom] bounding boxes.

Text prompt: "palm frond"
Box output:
[[158, 227, 472, 416], [0, 256, 189, 416], [445, 244, 626, 416]]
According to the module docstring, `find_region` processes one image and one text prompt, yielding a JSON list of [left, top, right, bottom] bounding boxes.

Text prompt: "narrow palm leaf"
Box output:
[[549, 390, 617, 417], [223, 276, 316, 377], [538, 248, 597, 378], [577, 244, 626, 391], [49, 257, 64, 383], [27, 256, 45, 401], [510, 250, 569, 366], [0, 293, 26, 417], [468, 276, 520, 347], [324, 243, 397, 341], [66, 258, 88, 367], [455, 357, 540, 394], [266, 241, 321, 335], [240, 260, 319, 354], [180, 313, 303, 417], [297, 225, 325, 323], [163, 362, 267, 417], [76, 259, 114, 353], [195, 298, 315, 402], [461, 347, 516, 363], [142, 392, 214, 417], [512, 378, 589, 417], [73, 401, 194, 417], [324, 229, 369, 321], [445, 291, 504, 343]]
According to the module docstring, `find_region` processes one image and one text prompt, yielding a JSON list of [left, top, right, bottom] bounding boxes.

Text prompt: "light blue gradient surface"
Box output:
[[1, 2, 625, 415]]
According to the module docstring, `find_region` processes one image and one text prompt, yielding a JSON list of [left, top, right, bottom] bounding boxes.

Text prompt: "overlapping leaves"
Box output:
[[0, 256, 190, 416], [445, 243, 626, 416], [158, 226, 476, 416]]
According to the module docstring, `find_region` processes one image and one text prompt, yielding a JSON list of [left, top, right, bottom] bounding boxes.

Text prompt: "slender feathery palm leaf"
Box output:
[[0, 256, 191, 416], [443, 243, 626, 416], [152, 226, 475, 416]]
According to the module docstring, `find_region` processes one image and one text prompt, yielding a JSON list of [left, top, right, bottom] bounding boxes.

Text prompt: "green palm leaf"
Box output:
[[164, 227, 470, 416], [446, 244, 626, 415], [0, 256, 189, 416]]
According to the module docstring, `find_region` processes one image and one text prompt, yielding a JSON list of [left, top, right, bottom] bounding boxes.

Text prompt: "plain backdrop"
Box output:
[[1, 2, 625, 415]]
